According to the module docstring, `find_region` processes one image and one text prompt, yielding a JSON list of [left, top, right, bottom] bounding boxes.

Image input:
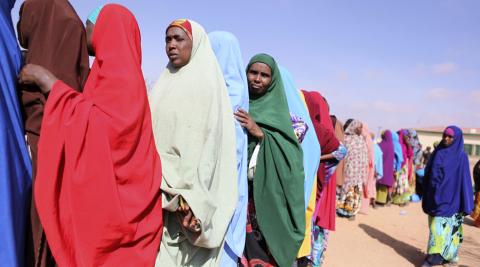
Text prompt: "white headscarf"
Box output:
[[149, 20, 238, 266]]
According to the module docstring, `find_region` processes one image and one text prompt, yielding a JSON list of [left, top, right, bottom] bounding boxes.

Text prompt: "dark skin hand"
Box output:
[[18, 64, 58, 94], [234, 108, 264, 140], [177, 199, 201, 233], [165, 26, 192, 69], [320, 154, 335, 161]]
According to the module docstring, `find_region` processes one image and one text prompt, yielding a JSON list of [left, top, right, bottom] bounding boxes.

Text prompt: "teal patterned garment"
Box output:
[[427, 213, 464, 262]]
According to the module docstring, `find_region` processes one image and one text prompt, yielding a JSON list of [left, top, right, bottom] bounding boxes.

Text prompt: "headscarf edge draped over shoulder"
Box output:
[[301, 90, 340, 231], [422, 126, 473, 217], [247, 53, 305, 267], [35, 4, 162, 266], [279, 66, 320, 209], [208, 30, 249, 259]]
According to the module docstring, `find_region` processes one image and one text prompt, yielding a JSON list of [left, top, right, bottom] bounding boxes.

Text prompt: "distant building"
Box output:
[[416, 126, 480, 166]]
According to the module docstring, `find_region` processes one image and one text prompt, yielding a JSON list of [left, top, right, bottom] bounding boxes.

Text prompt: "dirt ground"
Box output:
[[324, 202, 480, 267]]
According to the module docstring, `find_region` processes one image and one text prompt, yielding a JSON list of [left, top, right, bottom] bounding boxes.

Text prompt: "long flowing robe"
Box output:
[[422, 126, 473, 262], [241, 54, 305, 267], [302, 92, 340, 231], [150, 20, 238, 267], [209, 31, 249, 267], [17, 1, 89, 265], [360, 124, 375, 214], [35, 5, 163, 266], [0, 1, 32, 266], [337, 120, 369, 217], [280, 68, 321, 258]]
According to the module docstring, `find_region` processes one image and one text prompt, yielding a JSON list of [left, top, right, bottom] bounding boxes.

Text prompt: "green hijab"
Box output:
[[247, 54, 305, 266]]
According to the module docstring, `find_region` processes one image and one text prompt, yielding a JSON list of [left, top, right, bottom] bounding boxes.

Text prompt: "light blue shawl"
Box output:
[[392, 131, 404, 172], [374, 143, 384, 179], [279, 66, 321, 209], [0, 1, 33, 266], [208, 31, 248, 266]]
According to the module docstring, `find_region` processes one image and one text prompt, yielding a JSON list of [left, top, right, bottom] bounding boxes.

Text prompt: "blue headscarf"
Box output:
[[279, 66, 321, 209], [374, 143, 384, 179], [392, 131, 404, 172], [87, 5, 104, 24], [0, 1, 33, 266], [422, 126, 474, 217], [208, 31, 248, 266]]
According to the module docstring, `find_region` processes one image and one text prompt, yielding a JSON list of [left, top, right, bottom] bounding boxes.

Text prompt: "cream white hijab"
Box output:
[[150, 20, 237, 266]]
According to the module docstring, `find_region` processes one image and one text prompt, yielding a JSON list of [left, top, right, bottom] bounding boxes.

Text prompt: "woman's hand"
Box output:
[[18, 64, 58, 94], [177, 198, 201, 233], [234, 108, 264, 140]]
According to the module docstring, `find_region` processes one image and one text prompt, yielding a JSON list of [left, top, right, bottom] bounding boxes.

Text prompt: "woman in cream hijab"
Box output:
[[149, 19, 238, 266]]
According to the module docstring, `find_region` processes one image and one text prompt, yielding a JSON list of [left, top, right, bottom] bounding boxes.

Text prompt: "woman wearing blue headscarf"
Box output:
[[421, 126, 473, 267], [391, 131, 408, 205], [279, 66, 321, 260], [209, 31, 249, 267], [0, 1, 33, 266]]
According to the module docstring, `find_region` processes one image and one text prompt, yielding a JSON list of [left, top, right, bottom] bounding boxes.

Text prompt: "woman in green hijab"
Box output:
[[234, 54, 305, 267]]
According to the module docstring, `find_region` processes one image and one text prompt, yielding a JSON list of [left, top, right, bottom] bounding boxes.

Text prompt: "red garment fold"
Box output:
[[302, 90, 340, 231], [35, 5, 162, 266]]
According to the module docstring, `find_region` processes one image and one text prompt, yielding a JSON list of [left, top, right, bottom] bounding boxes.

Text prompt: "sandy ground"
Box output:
[[324, 202, 480, 267]]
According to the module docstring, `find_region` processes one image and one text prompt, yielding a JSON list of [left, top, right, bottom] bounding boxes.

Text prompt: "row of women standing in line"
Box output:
[[331, 121, 423, 220], [2, 1, 350, 266], [372, 127, 474, 266]]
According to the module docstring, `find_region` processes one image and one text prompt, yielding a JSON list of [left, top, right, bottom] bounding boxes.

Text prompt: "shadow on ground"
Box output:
[[359, 224, 425, 266]]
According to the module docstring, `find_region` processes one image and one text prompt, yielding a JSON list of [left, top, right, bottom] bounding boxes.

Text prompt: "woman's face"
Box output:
[[442, 133, 454, 147], [247, 62, 272, 97], [355, 124, 363, 135], [86, 21, 95, 56], [165, 26, 192, 69]]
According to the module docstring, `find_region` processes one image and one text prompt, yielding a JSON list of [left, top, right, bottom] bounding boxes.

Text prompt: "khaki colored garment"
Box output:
[[150, 20, 237, 266]]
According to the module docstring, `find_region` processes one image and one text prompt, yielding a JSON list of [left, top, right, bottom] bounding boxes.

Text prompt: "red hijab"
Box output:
[[35, 5, 162, 266], [302, 90, 340, 231]]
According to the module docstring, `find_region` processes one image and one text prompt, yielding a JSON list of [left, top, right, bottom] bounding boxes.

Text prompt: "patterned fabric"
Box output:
[[332, 143, 348, 161], [167, 19, 193, 39], [309, 226, 329, 267], [337, 120, 368, 217], [336, 184, 363, 217], [427, 213, 464, 263], [325, 144, 347, 183], [392, 165, 409, 204], [343, 126, 369, 187], [290, 112, 309, 144]]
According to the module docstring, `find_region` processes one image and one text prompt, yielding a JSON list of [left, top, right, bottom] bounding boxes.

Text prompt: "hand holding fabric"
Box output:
[[234, 108, 264, 140], [177, 197, 201, 233]]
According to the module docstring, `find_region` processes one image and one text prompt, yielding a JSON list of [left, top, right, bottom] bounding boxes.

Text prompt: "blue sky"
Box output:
[[11, 0, 480, 133]]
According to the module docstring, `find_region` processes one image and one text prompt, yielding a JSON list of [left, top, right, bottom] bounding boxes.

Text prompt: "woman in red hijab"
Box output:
[[302, 90, 346, 266], [18, 4, 162, 266]]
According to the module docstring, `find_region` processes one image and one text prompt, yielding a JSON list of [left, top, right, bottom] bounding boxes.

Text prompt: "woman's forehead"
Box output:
[[249, 62, 271, 72], [166, 26, 189, 37]]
